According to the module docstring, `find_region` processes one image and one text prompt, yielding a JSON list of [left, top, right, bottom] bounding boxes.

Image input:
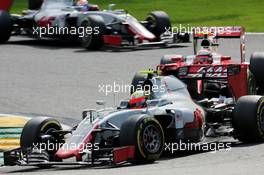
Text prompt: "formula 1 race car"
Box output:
[[4, 70, 264, 167], [157, 26, 264, 140], [0, 0, 189, 50], [157, 26, 264, 99]]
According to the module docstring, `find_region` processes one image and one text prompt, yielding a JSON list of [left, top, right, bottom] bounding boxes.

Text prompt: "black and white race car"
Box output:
[[4, 72, 264, 167], [0, 0, 189, 50]]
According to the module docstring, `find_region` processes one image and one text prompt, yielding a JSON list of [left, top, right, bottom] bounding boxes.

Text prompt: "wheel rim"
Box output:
[[80, 21, 92, 47], [39, 126, 59, 154], [259, 105, 264, 131], [44, 128, 56, 135], [142, 124, 161, 154], [147, 16, 157, 29]]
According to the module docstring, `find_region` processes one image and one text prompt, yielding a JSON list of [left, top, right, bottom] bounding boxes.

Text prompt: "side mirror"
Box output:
[[82, 109, 96, 121], [118, 100, 129, 109], [96, 100, 106, 107]]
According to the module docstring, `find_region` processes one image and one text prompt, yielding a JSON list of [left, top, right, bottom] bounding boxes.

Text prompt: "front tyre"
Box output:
[[146, 11, 171, 40], [0, 10, 12, 43], [80, 15, 106, 50], [177, 33, 190, 43], [20, 117, 63, 162], [233, 95, 264, 143], [120, 115, 164, 163]]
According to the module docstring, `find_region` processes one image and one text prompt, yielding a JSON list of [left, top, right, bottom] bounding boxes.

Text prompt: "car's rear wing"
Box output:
[[192, 26, 246, 63], [0, 0, 13, 11]]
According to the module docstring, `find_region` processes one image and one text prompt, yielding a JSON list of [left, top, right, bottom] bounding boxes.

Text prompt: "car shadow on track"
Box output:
[[0, 153, 194, 174], [230, 141, 263, 148], [6, 141, 263, 174], [75, 44, 189, 53], [0, 150, 219, 174], [6, 38, 81, 50], [6, 38, 189, 52]]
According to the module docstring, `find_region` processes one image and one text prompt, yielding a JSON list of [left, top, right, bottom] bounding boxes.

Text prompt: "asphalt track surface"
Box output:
[[0, 35, 264, 174]]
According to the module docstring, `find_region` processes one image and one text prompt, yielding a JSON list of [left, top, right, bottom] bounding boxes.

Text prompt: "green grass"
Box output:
[[11, 0, 264, 32]]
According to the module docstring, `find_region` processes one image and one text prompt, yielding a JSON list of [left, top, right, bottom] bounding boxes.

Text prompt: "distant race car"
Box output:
[[4, 70, 264, 167], [157, 26, 264, 100], [0, 0, 189, 50]]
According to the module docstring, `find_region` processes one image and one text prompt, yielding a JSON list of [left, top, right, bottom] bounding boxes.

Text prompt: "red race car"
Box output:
[[157, 26, 264, 101]]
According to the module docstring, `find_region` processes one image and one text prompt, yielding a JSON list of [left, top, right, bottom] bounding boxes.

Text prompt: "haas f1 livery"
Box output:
[[4, 67, 264, 167], [0, 0, 189, 50]]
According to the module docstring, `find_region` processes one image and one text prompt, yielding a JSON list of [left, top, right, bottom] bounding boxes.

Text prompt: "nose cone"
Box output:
[[55, 148, 79, 159], [127, 22, 156, 41]]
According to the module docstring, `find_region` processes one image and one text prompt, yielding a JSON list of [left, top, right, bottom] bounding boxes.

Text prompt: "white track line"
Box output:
[[0, 113, 71, 130], [246, 32, 264, 35]]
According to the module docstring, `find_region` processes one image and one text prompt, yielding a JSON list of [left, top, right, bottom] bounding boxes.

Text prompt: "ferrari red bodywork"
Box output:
[[0, 0, 13, 11], [158, 26, 249, 100]]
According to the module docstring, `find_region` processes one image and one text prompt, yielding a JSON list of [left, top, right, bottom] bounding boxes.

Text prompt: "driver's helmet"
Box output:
[[196, 47, 213, 64], [76, 0, 88, 6], [129, 90, 147, 109], [200, 39, 211, 49], [197, 49, 211, 56]]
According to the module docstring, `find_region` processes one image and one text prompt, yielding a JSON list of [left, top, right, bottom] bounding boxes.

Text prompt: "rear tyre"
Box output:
[[233, 95, 264, 143], [247, 70, 257, 95], [80, 15, 106, 50], [160, 55, 176, 65], [20, 117, 62, 161], [178, 33, 190, 42], [0, 10, 12, 43], [28, 0, 43, 10], [146, 11, 171, 40], [249, 52, 264, 92], [119, 115, 164, 163], [130, 73, 147, 94]]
